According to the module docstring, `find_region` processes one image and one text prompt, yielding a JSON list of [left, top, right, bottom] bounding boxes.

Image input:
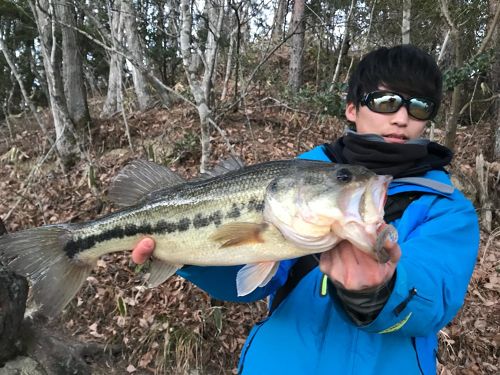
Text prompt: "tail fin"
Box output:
[[0, 225, 93, 318]]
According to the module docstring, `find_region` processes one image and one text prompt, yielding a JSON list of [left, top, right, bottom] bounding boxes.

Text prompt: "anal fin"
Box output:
[[147, 259, 183, 288]]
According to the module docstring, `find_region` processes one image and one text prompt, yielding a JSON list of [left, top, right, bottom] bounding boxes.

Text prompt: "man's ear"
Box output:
[[345, 102, 357, 122]]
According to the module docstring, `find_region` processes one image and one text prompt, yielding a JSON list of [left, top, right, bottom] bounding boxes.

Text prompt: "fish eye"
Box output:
[[336, 168, 352, 183]]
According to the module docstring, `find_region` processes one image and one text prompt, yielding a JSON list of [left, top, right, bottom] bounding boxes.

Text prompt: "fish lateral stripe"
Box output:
[[64, 217, 195, 258], [63, 200, 266, 258]]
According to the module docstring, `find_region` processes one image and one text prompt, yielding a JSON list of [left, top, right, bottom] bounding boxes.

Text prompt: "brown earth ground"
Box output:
[[0, 97, 498, 374]]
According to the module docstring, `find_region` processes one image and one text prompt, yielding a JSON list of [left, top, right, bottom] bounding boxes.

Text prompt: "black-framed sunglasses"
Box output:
[[360, 91, 437, 121]]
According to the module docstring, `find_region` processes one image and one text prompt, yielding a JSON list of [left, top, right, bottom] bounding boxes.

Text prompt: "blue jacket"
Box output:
[[177, 145, 479, 374]]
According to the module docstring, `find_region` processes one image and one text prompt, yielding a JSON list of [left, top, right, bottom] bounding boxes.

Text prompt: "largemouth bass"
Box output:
[[0, 158, 394, 317]]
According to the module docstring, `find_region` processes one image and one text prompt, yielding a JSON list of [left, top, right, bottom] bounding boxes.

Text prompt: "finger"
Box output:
[[374, 224, 398, 263], [132, 237, 155, 264], [319, 248, 334, 273]]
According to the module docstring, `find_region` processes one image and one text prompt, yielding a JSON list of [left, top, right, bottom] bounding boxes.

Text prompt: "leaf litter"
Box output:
[[0, 100, 498, 374]]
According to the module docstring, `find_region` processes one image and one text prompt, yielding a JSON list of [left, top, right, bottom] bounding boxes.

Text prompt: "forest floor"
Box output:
[[0, 97, 498, 374]]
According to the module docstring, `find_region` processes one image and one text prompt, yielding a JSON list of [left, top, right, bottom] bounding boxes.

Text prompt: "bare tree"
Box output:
[[29, 0, 78, 168], [439, 0, 499, 151], [56, 0, 90, 130], [402, 0, 411, 44], [439, 0, 463, 150], [0, 34, 49, 137], [361, 0, 377, 55], [330, 0, 355, 90], [220, 12, 237, 102], [288, 0, 305, 91], [271, 0, 288, 42], [179, 0, 225, 172], [121, 0, 155, 110], [488, 0, 500, 159], [101, 0, 125, 118]]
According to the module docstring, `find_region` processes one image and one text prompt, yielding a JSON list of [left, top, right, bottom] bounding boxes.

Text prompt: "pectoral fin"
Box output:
[[147, 259, 183, 288], [236, 261, 279, 296], [210, 222, 268, 248]]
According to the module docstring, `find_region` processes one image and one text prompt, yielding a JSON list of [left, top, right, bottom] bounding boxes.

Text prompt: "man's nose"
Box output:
[[390, 105, 409, 126]]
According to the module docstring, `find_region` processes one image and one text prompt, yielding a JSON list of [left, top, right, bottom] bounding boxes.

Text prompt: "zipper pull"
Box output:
[[393, 287, 417, 316]]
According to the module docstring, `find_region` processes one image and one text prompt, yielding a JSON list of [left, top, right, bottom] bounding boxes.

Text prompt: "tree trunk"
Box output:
[[121, 0, 155, 111], [0, 220, 28, 366], [330, 0, 355, 90], [0, 36, 50, 137], [179, 0, 224, 172], [288, 0, 305, 91], [361, 0, 377, 55], [57, 0, 91, 130], [29, 0, 78, 168], [0, 268, 28, 365], [489, 0, 500, 159], [439, 0, 463, 150], [101, 0, 124, 118], [271, 0, 288, 42], [221, 25, 236, 101], [402, 0, 411, 44], [444, 29, 463, 150]]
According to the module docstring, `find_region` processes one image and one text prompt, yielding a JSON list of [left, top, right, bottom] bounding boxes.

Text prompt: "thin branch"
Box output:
[[361, 0, 377, 55], [215, 28, 298, 119], [474, 1, 500, 57], [439, 0, 456, 31], [437, 29, 450, 66], [208, 118, 238, 158], [459, 93, 500, 115]]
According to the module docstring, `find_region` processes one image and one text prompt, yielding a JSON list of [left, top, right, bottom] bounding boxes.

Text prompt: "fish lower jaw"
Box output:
[[332, 222, 380, 253]]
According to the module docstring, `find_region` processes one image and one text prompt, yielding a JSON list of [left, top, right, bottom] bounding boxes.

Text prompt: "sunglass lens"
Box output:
[[369, 93, 402, 113], [409, 98, 434, 120]]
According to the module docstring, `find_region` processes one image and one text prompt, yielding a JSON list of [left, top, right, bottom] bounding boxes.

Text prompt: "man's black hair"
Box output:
[[346, 45, 443, 114]]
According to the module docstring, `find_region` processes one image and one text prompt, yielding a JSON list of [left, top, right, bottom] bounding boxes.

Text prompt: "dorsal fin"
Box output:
[[108, 159, 185, 207], [197, 156, 245, 180]]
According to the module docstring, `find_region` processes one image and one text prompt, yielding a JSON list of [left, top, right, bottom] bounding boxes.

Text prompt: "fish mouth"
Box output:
[[337, 174, 391, 226], [327, 174, 391, 253], [371, 175, 392, 218], [364, 174, 392, 223]]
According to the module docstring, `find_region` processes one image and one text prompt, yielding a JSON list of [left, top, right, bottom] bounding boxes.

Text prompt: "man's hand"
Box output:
[[319, 235, 401, 291], [131, 237, 156, 264]]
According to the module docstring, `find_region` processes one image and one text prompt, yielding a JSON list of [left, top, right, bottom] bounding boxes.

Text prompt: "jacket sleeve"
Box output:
[[176, 259, 296, 303], [357, 191, 479, 336]]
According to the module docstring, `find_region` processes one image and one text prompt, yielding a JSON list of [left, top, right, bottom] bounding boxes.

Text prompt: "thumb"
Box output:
[[383, 234, 401, 264], [132, 237, 156, 264]]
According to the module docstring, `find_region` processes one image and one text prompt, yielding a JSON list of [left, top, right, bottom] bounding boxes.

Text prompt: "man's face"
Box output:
[[345, 88, 428, 144]]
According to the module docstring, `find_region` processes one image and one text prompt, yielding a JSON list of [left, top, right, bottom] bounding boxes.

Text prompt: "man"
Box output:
[[132, 45, 479, 374]]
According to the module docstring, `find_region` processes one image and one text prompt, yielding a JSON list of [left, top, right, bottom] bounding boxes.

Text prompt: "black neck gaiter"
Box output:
[[323, 131, 453, 178]]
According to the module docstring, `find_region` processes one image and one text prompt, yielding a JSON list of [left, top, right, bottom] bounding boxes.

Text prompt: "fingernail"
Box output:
[[143, 237, 155, 250]]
